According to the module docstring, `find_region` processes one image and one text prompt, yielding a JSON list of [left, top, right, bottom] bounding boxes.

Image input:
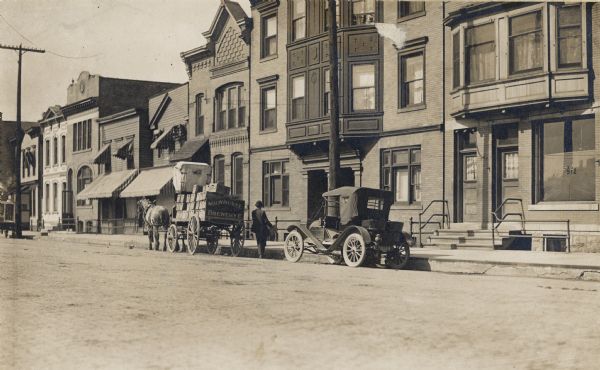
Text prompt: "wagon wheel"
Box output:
[[206, 228, 219, 255], [283, 230, 304, 263], [187, 216, 200, 255], [385, 241, 411, 270], [342, 233, 367, 268], [166, 224, 179, 253], [229, 223, 245, 257]]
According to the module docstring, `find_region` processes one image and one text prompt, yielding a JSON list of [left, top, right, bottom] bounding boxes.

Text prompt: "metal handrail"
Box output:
[[417, 200, 450, 247], [491, 197, 525, 231]]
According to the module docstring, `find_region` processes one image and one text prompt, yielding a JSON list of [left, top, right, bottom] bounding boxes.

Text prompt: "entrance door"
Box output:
[[493, 124, 519, 218], [456, 130, 479, 222], [307, 170, 328, 221]]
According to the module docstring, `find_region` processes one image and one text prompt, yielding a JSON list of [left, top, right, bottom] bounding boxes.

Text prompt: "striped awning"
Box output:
[[93, 144, 112, 164], [120, 166, 174, 198], [150, 129, 172, 150], [114, 138, 133, 159], [77, 169, 138, 200]]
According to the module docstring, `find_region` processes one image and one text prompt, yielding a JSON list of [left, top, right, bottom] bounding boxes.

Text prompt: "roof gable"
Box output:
[[202, 0, 251, 45]]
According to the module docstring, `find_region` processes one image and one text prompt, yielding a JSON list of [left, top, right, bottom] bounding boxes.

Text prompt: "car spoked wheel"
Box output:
[[283, 230, 304, 263], [343, 233, 366, 267], [386, 242, 411, 269]]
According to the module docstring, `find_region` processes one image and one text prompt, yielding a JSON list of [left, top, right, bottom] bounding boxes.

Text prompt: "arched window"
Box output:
[[231, 153, 243, 197], [213, 155, 225, 185], [215, 83, 245, 131], [77, 166, 92, 206]]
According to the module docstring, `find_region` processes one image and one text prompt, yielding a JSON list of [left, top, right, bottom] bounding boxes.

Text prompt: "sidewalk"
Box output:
[[34, 231, 600, 281]]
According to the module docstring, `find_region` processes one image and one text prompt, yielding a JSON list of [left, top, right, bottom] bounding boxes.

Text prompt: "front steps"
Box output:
[[423, 227, 503, 250]]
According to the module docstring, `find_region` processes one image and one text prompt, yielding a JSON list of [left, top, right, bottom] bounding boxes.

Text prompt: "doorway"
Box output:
[[456, 130, 478, 222], [306, 167, 355, 221], [492, 124, 519, 218]]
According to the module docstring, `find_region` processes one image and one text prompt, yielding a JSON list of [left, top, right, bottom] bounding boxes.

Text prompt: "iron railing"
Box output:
[[411, 199, 450, 247]]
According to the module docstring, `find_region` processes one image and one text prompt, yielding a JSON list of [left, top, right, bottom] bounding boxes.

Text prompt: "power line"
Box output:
[[0, 13, 100, 59]]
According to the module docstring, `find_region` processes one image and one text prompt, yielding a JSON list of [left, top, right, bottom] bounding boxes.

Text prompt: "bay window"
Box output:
[[352, 64, 375, 111], [557, 4, 582, 68], [535, 117, 595, 202], [399, 52, 424, 108], [292, 0, 306, 41], [291, 75, 305, 120], [382, 147, 421, 204], [509, 11, 543, 74], [465, 23, 495, 84], [263, 160, 289, 207]]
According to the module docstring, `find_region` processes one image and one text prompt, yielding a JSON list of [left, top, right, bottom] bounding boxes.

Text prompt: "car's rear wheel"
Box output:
[[386, 242, 411, 269], [342, 233, 367, 267], [284, 230, 304, 263]]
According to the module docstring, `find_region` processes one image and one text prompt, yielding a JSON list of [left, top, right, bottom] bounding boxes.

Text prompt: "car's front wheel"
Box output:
[[342, 233, 367, 267]]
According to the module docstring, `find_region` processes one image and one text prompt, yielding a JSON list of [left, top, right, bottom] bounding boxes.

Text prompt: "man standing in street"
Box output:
[[251, 200, 272, 259]]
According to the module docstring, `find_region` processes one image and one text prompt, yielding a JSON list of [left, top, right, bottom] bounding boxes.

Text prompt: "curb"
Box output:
[[41, 234, 600, 281]]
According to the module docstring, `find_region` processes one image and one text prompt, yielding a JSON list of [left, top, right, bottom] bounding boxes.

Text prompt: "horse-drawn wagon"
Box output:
[[165, 162, 245, 256]]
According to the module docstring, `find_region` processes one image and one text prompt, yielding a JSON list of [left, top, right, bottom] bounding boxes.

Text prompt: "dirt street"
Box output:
[[1, 238, 599, 369]]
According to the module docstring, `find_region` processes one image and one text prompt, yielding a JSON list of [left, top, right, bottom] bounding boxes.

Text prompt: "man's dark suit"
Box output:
[[251, 208, 272, 258]]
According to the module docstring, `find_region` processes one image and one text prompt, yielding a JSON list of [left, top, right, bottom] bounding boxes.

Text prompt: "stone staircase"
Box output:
[[422, 224, 502, 250]]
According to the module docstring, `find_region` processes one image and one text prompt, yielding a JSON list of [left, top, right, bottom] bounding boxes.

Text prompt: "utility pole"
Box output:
[[327, 0, 341, 217], [0, 44, 45, 238]]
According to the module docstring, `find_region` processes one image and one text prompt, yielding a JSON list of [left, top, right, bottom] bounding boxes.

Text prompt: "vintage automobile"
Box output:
[[283, 187, 412, 268]]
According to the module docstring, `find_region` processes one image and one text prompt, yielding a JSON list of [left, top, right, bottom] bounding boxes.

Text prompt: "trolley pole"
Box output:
[[0, 44, 46, 238], [327, 0, 341, 217]]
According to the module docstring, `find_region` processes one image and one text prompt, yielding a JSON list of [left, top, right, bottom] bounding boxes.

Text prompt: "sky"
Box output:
[[0, 0, 251, 122]]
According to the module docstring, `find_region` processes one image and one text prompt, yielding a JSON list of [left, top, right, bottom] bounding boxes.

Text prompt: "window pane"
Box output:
[[453, 32, 460, 88], [383, 151, 390, 166], [558, 5, 581, 27], [503, 152, 519, 179], [393, 150, 408, 165], [509, 12, 542, 73], [412, 167, 421, 202], [466, 23, 494, 45], [271, 177, 282, 204], [394, 169, 409, 202], [266, 16, 277, 37], [510, 11, 541, 35], [542, 119, 595, 201], [353, 88, 375, 110], [282, 175, 289, 207], [353, 64, 375, 88], [466, 23, 495, 83], [411, 149, 421, 164], [292, 76, 305, 98], [265, 88, 276, 109], [558, 6, 582, 67], [406, 80, 424, 106], [464, 156, 477, 181], [294, 18, 306, 40], [293, 0, 305, 18], [271, 162, 282, 175]]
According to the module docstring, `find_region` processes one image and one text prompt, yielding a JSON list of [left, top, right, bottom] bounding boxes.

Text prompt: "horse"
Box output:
[[137, 198, 170, 251]]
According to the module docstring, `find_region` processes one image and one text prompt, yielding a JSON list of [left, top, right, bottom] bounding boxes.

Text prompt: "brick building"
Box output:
[[18, 124, 42, 230], [61, 71, 178, 233], [181, 0, 253, 216], [443, 2, 600, 251], [248, 0, 445, 237]]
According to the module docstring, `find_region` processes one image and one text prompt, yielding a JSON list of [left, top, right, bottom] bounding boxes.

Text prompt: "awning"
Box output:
[[114, 139, 133, 159], [93, 144, 112, 164], [120, 166, 174, 198], [150, 129, 171, 150], [169, 138, 209, 162], [77, 169, 138, 200]]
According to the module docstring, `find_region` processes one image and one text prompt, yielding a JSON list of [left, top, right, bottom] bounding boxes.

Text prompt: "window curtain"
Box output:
[[466, 23, 495, 83]]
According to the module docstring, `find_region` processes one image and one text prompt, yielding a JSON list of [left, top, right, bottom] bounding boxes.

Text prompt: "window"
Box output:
[[400, 52, 424, 108], [76, 166, 92, 206], [398, 1, 425, 18], [73, 119, 92, 151], [352, 64, 376, 111], [195, 94, 204, 136], [452, 32, 460, 88], [216, 84, 245, 131], [45, 140, 50, 166], [535, 117, 595, 202], [53, 137, 58, 165], [31, 188, 36, 217], [22, 150, 27, 177], [53, 183, 58, 212], [261, 86, 277, 131], [262, 15, 277, 57], [232, 154, 243, 197], [45, 183, 50, 213], [557, 5, 582, 68], [464, 155, 477, 181], [292, 0, 306, 41], [382, 147, 421, 203], [324, 0, 340, 31], [509, 11, 543, 74], [351, 0, 375, 25], [291, 75, 305, 120], [263, 160, 289, 207], [466, 23, 495, 84], [213, 155, 225, 185], [61, 135, 66, 163], [503, 152, 519, 180]]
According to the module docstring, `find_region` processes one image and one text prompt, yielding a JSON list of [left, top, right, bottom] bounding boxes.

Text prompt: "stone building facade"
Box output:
[[19, 125, 42, 230]]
